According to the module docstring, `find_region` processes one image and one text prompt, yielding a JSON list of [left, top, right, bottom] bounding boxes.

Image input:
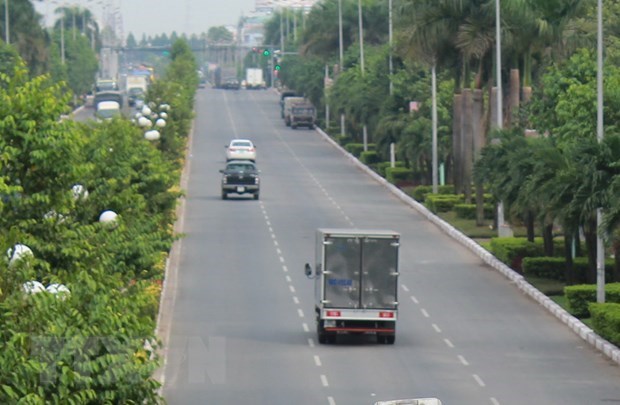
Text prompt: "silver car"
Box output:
[[225, 139, 256, 162]]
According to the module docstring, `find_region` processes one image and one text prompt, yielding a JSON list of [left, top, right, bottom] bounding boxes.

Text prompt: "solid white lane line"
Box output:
[[421, 309, 430, 318], [314, 355, 322, 367], [473, 374, 485, 387], [432, 324, 441, 333], [444, 338, 454, 348], [458, 355, 469, 366], [411, 296, 419, 304], [401, 284, 410, 292], [320, 374, 329, 387]]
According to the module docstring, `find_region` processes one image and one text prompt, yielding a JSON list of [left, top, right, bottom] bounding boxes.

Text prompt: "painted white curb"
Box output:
[[315, 126, 620, 366]]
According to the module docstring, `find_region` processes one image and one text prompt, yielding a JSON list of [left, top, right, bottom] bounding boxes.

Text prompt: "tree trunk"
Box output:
[[472, 89, 485, 225], [543, 223, 554, 256], [584, 219, 598, 284], [575, 228, 583, 258], [452, 94, 463, 193], [526, 211, 535, 242], [507, 68, 520, 127], [462, 89, 473, 203], [563, 231, 575, 285]]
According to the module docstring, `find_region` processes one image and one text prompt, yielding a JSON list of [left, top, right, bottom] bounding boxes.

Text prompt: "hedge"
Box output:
[[453, 203, 495, 220], [410, 185, 455, 202], [375, 161, 405, 177], [565, 283, 620, 317], [385, 166, 414, 184], [522, 257, 615, 282], [425, 194, 464, 213], [590, 303, 620, 346], [344, 143, 376, 157], [360, 150, 381, 165], [489, 237, 544, 271]]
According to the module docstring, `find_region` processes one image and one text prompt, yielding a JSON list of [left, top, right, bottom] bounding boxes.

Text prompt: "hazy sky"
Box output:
[[35, 0, 257, 38]]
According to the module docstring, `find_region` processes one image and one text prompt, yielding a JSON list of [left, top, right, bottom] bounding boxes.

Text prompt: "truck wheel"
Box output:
[[221, 191, 227, 200], [317, 320, 329, 344], [292, 124, 297, 129], [379, 334, 395, 344], [253, 193, 259, 200], [309, 125, 314, 130]]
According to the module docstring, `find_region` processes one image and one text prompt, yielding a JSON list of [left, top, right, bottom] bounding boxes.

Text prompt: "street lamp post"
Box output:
[[596, 0, 605, 303], [4, 0, 9, 45]]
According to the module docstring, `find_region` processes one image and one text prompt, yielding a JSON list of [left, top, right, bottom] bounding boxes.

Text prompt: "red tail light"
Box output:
[[326, 310, 341, 317], [379, 312, 394, 318]]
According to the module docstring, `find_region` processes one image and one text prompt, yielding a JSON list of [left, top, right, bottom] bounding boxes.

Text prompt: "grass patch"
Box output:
[[526, 276, 566, 296], [437, 211, 496, 239]]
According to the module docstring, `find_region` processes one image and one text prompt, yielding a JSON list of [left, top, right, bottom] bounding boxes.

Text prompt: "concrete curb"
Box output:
[[315, 126, 620, 366]]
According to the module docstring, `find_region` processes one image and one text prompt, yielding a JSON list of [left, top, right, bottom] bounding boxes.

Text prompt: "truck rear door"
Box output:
[[360, 236, 399, 309], [323, 236, 361, 308], [323, 234, 398, 309]]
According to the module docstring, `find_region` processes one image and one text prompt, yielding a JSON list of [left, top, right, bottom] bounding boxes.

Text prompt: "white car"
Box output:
[[225, 139, 256, 162]]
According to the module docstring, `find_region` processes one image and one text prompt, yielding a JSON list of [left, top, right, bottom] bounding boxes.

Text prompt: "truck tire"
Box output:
[[317, 321, 327, 344], [386, 335, 395, 344], [221, 191, 227, 200], [253, 192, 259, 200], [292, 123, 297, 129]]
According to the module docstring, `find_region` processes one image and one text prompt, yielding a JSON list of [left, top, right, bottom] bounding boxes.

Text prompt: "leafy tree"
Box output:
[[207, 26, 233, 44]]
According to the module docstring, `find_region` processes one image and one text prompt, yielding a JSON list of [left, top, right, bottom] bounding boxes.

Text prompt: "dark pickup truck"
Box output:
[[219, 160, 260, 200]]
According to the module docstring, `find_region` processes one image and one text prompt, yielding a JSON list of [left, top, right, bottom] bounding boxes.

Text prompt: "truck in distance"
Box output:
[[283, 96, 306, 125], [305, 228, 400, 344], [290, 102, 316, 129], [245, 68, 265, 89]]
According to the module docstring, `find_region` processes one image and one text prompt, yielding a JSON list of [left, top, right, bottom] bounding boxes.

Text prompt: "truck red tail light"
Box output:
[[326, 310, 341, 317], [379, 312, 394, 318]]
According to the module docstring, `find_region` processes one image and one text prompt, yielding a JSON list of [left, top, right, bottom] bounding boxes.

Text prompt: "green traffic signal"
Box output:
[[275, 64, 281, 71], [263, 49, 271, 57]]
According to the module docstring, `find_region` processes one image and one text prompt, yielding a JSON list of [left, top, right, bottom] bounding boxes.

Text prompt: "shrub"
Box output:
[[385, 166, 414, 184], [453, 203, 495, 220], [335, 134, 353, 145], [565, 283, 620, 317], [425, 194, 464, 213], [489, 237, 543, 271], [344, 143, 376, 157], [590, 303, 620, 346], [375, 161, 405, 177], [411, 185, 455, 202], [360, 151, 381, 165], [523, 257, 614, 282]]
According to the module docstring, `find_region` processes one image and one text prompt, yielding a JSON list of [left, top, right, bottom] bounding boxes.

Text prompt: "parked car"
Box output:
[[219, 160, 260, 200], [225, 139, 257, 162]]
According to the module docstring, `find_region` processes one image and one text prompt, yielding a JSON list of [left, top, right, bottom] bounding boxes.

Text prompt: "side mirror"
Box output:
[[304, 263, 312, 277]]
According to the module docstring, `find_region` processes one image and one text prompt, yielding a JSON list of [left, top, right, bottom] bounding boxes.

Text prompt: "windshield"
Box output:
[[226, 163, 256, 172]]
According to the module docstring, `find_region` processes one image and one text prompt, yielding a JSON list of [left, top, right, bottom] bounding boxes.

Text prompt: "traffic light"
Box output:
[[262, 49, 271, 57]]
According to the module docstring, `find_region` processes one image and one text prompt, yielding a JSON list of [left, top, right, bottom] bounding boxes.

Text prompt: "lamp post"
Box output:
[[596, 0, 605, 303], [495, 0, 511, 237], [4, 0, 9, 45], [358, 0, 368, 151]]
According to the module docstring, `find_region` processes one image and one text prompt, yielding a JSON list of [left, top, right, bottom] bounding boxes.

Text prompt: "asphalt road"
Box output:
[[161, 87, 620, 405]]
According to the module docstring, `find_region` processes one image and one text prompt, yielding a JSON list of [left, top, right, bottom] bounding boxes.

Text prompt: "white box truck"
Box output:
[[245, 68, 265, 89], [305, 228, 400, 344]]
